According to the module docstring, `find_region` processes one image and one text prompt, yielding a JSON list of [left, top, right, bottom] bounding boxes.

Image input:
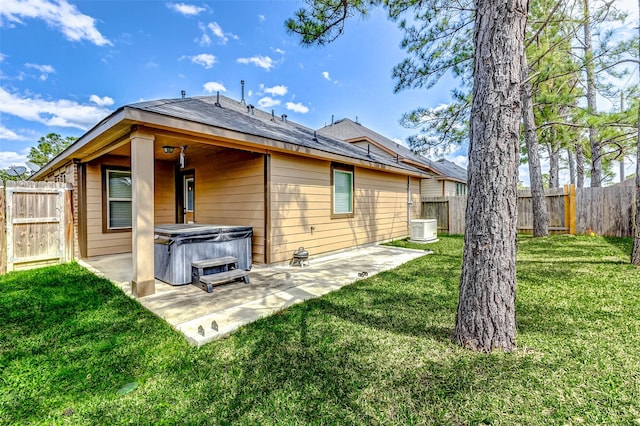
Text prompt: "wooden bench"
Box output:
[[191, 256, 250, 293]]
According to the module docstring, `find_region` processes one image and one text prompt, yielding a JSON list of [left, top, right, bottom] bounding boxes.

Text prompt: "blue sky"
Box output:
[[0, 1, 458, 168], [0, 0, 637, 184]]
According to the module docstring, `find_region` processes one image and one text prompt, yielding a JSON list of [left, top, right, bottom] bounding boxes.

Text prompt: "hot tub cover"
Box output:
[[154, 224, 253, 248]]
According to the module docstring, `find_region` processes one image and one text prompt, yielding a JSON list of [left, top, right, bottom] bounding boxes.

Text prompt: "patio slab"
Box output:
[[78, 244, 431, 346]]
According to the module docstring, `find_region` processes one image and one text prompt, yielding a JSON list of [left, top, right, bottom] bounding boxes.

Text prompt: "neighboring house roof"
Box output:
[[317, 118, 467, 183], [33, 95, 428, 179]]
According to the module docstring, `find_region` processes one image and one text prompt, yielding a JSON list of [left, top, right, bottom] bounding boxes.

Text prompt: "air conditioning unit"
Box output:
[[410, 219, 438, 243]]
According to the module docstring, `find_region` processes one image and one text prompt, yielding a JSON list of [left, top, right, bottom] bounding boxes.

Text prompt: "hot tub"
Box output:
[[154, 224, 252, 285]]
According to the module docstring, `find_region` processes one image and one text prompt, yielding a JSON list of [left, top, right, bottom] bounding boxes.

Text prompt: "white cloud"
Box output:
[[25, 63, 55, 80], [263, 85, 287, 96], [257, 97, 281, 108], [0, 87, 111, 130], [322, 71, 331, 81], [25, 63, 54, 74], [89, 94, 114, 106], [198, 33, 211, 46], [237, 55, 275, 71], [0, 150, 29, 169], [258, 14, 265, 22], [208, 22, 228, 44], [0, 0, 111, 46], [0, 124, 21, 140], [203, 81, 226, 93], [273, 48, 285, 55], [286, 102, 309, 114], [168, 3, 205, 16], [183, 53, 216, 68]]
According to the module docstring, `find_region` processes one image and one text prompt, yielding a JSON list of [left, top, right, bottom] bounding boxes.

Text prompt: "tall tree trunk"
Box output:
[[631, 0, 640, 266], [576, 143, 585, 188], [632, 101, 640, 264], [521, 57, 549, 237], [549, 142, 560, 188], [455, 0, 527, 353], [583, 0, 602, 187], [568, 148, 576, 185]]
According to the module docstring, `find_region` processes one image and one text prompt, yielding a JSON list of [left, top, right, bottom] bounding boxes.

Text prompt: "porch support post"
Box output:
[[130, 131, 156, 297]]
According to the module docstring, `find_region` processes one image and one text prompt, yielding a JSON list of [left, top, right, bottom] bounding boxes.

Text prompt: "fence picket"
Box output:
[[422, 184, 637, 237], [2, 181, 74, 272]]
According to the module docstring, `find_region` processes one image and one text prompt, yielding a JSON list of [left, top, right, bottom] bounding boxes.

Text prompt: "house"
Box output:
[[317, 118, 467, 197], [32, 95, 427, 297]]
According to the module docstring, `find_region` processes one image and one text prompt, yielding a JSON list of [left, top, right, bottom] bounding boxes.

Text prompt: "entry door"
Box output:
[[177, 170, 195, 223]]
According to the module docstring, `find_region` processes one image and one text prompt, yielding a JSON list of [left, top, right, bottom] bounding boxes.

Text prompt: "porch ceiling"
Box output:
[[104, 139, 231, 159]]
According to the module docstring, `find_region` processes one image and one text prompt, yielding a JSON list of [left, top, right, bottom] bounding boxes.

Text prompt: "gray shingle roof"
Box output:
[[318, 118, 467, 182], [127, 96, 424, 174]]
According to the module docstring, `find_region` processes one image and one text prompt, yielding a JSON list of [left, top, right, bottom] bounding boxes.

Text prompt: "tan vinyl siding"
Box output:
[[443, 180, 457, 196], [410, 177, 421, 220], [86, 155, 131, 257], [188, 149, 265, 263], [421, 178, 442, 198], [154, 160, 175, 224], [269, 152, 411, 263]]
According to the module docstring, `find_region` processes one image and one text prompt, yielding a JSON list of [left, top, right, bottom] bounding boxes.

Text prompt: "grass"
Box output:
[[1, 235, 639, 425]]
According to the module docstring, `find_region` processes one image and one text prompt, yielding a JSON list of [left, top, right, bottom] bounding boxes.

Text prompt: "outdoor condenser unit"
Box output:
[[410, 219, 438, 243]]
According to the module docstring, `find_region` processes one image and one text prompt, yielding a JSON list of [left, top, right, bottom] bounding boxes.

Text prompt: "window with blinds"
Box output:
[[106, 169, 132, 229], [331, 163, 354, 218]]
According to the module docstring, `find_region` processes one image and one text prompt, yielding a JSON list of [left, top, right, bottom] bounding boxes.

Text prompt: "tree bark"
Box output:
[[455, 0, 528, 352], [583, 0, 602, 187], [576, 143, 585, 188], [631, 0, 640, 266], [568, 148, 576, 185], [521, 57, 549, 237], [549, 141, 560, 188]]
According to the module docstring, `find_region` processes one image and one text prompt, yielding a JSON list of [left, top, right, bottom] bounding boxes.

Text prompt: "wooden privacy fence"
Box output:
[[575, 186, 636, 237], [422, 184, 637, 237], [0, 181, 74, 274]]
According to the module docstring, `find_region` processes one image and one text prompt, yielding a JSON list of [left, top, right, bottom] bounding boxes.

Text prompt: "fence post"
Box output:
[[0, 184, 5, 275], [564, 184, 577, 235]]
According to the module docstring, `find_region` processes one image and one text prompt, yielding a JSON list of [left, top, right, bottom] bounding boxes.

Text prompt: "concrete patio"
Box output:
[[78, 244, 431, 346]]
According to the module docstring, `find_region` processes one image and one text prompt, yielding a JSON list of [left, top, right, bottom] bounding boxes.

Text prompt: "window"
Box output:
[[332, 163, 354, 218], [184, 177, 194, 212], [104, 168, 132, 230], [456, 182, 466, 196]]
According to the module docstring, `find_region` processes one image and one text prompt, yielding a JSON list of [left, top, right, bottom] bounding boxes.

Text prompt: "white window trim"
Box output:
[[332, 164, 354, 218], [106, 169, 132, 230]]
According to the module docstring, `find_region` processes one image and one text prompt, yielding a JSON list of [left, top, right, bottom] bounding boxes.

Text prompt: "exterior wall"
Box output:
[[85, 155, 132, 257], [188, 149, 265, 264], [410, 177, 422, 220], [269, 152, 413, 264], [443, 180, 457, 196], [421, 178, 443, 198], [154, 160, 175, 224]]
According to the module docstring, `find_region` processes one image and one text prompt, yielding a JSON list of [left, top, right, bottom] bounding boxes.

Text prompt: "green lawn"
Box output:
[[1, 235, 639, 425]]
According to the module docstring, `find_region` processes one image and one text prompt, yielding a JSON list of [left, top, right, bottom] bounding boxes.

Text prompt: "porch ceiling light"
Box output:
[[162, 146, 175, 154]]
